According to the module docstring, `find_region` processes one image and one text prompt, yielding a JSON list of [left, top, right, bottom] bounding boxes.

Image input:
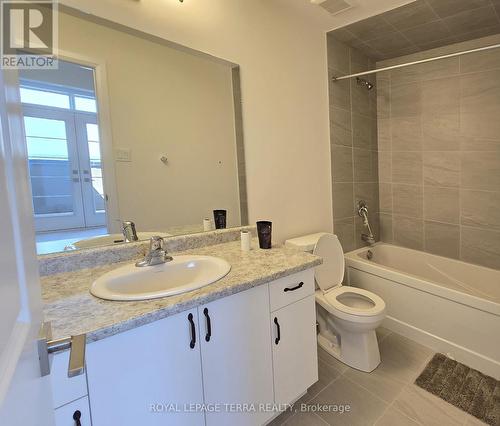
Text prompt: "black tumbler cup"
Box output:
[[213, 210, 227, 229], [256, 221, 272, 249]]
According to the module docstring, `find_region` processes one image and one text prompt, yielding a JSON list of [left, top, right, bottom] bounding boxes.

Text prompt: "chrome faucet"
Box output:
[[135, 236, 172, 267], [357, 201, 376, 246], [122, 221, 138, 242]]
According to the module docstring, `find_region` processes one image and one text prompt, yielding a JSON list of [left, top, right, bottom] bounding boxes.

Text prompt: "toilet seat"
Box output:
[[316, 286, 386, 323]]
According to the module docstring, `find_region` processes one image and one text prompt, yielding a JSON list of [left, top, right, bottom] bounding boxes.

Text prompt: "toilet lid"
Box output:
[[313, 233, 345, 292]]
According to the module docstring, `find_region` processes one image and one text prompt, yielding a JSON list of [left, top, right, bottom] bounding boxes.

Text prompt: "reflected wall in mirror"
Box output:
[[19, 9, 247, 255]]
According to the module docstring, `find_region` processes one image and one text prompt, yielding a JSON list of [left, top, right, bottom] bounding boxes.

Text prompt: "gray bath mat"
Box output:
[[415, 353, 499, 426]]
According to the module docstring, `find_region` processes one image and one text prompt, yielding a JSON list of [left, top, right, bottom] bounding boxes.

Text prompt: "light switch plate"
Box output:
[[115, 148, 132, 162]]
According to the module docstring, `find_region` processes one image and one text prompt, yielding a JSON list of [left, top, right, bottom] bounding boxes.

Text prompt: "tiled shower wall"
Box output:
[[328, 36, 379, 252], [376, 35, 500, 270]]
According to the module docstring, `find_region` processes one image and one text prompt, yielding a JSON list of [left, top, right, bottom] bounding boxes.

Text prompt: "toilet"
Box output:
[[285, 233, 386, 372]]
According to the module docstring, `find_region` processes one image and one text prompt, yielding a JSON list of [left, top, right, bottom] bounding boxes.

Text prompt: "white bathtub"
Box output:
[[345, 243, 500, 379]]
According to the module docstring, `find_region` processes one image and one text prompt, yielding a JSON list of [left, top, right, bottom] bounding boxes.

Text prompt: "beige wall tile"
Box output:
[[393, 215, 424, 250], [329, 68, 351, 110], [423, 151, 460, 187], [461, 226, 500, 270], [419, 57, 460, 80], [379, 183, 393, 213], [327, 37, 350, 74], [391, 116, 422, 151], [379, 151, 392, 183], [352, 113, 372, 150], [392, 151, 423, 184], [460, 70, 500, 139], [378, 119, 391, 151], [377, 78, 391, 119], [379, 213, 394, 242], [332, 182, 354, 219], [424, 221, 460, 259], [354, 148, 377, 182], [460, 137, 500, 152], [461, 189, 500, 231], [393, 184, 423, 218], [461, 151, 500, 191], [354, 182, 379, 213], [424, 186, 460, 224], [460, 49, 500, 74], [334, 217, 356, 253], [332, 144, 353, 182], [422, 76, 460, 116], [391, 81, 421, 117], [330, 106, 352, 147], [422, 113, 461, 151], [352, 80, 371, 116]]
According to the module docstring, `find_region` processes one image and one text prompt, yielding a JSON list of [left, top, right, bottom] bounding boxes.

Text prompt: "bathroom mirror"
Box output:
[[19, 7, 247, 255]]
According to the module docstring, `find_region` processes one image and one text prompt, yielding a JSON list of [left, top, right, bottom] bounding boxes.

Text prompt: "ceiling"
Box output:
[[328, 0, 500, 61]]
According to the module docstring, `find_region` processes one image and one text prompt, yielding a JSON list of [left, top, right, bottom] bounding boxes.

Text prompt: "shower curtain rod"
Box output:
[[331, 43, 500, 81]]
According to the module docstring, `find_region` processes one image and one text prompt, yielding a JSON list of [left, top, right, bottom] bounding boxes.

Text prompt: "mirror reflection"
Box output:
[[18, 10, 247, 255]]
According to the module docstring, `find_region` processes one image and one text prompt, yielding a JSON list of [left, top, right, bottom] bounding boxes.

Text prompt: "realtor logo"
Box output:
[[1, 1, 58, 69]]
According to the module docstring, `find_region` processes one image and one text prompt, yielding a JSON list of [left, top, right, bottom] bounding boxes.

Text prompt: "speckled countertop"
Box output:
[[42, 240, 321, 343]]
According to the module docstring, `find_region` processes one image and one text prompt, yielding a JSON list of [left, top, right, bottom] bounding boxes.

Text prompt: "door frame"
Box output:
[[0, 65, 55, 425], [54, 49, 121, 234]]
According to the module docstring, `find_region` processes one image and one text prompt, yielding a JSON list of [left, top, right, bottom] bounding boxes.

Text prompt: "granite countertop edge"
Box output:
[[84, 258, 321, 343]]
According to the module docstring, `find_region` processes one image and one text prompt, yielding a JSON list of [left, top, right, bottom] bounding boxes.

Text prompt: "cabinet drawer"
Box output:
[[50, 350, 88, 409], [269, 269, 315, 312], [54, 396, 91, 426]]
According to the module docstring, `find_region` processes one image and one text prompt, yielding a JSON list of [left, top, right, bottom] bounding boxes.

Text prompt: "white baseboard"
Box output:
[[383, 316, 500, 380]]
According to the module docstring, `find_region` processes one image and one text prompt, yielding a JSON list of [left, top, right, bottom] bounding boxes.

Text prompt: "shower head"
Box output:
[[356, 77, 374, 90]]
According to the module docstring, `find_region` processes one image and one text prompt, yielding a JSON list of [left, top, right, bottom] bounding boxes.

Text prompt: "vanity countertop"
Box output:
[[41, 240, 321, 343]]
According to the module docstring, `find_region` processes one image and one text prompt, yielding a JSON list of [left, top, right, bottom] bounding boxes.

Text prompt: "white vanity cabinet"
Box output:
[[198, 284, 274, 426], [269, 269, 318, 405], [86, 309, 205, 426], [61, 269, 318, 426]]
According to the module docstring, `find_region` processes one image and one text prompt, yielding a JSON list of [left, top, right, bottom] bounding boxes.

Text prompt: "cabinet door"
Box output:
[[199, 285, 274, 426], [54, 397, 91, 426], [272, 295, 318, 405], [86, 310, 205, 426]]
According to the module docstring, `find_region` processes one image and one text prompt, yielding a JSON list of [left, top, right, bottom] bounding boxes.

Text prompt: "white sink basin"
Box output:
[[90, 255, 231, 301]]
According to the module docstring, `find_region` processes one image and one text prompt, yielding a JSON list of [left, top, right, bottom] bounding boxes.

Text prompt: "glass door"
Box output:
[[75, 114, 106, 228], [23, 106, 86, 232]]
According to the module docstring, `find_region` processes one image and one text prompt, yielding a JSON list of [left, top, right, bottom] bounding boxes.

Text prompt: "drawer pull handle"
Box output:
[[73, 410, 81, 426], [188, 313, 196, 349], [274, 317, 281, 345], [203, 308, 212, 342], [284, 282, 304, 292]]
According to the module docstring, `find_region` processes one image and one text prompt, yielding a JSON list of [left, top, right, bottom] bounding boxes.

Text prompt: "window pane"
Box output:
[[24, 116, 67, 139], [74, 96, 97, 113], [86, 123, 105, 213], [20, 87, 70, 109], [26, 137, 69, 160], [86, 123, 99, 142]]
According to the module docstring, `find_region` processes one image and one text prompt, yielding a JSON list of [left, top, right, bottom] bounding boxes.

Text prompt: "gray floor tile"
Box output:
[[305, 358, 343, 401], [374, 406, 420, 426], [317, 345, 350, 374], [344, 363, 406, 404], [284, 411, 328, 426], [310, 376, 388, 425], [393, 384, 467, 426], [378, 332, 433, 383]]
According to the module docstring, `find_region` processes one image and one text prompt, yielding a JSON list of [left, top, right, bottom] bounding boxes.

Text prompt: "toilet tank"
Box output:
[[284, 233, 329, 253]]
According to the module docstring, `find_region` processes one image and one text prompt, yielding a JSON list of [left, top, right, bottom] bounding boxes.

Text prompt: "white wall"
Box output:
[[58, 0, 413, 242], [58, 11, 242, 231], [59, 0, 334, 243]]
